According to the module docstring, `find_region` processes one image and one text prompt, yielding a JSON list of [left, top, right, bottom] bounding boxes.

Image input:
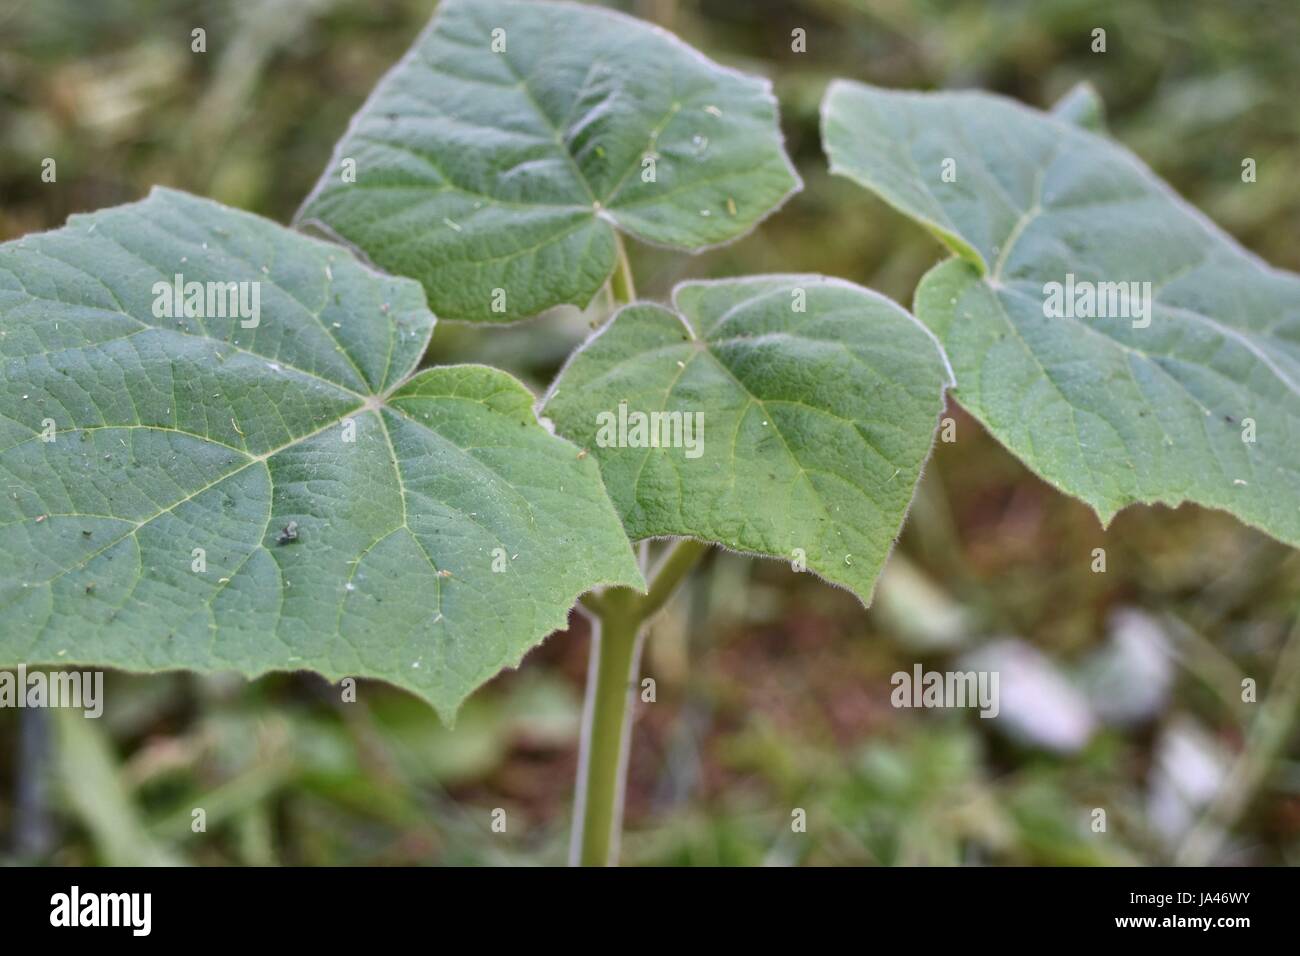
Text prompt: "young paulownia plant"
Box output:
[[290, 0, 953, 865], [2, 0, 1297, 868]]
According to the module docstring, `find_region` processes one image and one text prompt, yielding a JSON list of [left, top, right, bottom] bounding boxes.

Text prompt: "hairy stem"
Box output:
[[571, 539, 710, 865]]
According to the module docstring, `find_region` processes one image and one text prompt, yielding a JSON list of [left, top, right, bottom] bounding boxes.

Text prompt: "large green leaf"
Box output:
[[542, 276, 952, 603], [0, 188, 642, 720], [822, 82, 1300, 545], [296, 0, 800, 323]]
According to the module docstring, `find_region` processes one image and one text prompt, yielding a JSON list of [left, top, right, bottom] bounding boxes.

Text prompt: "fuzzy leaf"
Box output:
[[0, 188, 642, 719], [296, 0, 800, 323], [543, 276, 952, 603], [823, 82, 1300, 545]]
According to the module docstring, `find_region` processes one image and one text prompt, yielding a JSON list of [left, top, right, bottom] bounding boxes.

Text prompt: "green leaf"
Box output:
[[296, 0, 800, 323], [0, 188, 642, 720], [822, 82, 1300, 546], [542, 276, 952, 603]]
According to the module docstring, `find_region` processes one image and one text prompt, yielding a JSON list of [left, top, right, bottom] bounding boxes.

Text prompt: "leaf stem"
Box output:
[[609, 234, 636, 305], [571, 539, 710, 865], [639, 538, 710, 621], [571, 588, 642, 866]]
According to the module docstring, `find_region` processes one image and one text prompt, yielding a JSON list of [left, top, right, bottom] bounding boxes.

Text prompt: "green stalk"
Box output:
[[571, 539, 709, 865], [639, 538, 710, 619], [609, 234, 636, 305], [571, 587, 643, 866]]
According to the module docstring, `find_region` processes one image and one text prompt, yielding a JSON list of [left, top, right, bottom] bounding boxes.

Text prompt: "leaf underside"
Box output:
[[543, 275, 952, 604], [0, 188, 642, 720], [822, 82, 1300, 546], [296, 0, 801, 323]]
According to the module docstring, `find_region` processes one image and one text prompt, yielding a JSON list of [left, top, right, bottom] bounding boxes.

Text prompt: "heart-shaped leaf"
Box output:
[[0, 188, 642, 719], [542, 276, 952, 603], [296, 0, 800, 323], [822, 82, 1300, 546]]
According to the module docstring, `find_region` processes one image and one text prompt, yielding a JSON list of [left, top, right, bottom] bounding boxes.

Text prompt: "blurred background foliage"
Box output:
[[2, 0, 1299, 866]]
